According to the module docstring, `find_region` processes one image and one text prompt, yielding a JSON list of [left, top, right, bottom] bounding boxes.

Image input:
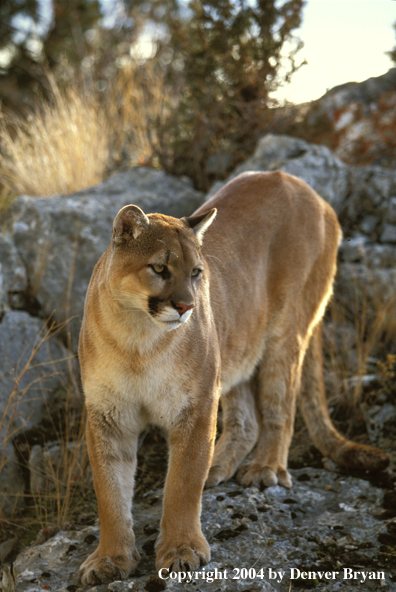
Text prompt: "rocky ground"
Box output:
[[3, 461, 396, 592]]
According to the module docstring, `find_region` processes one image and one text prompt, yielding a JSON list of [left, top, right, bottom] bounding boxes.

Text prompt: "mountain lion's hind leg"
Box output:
[[206, 382, 259, 488], [237, 333, 303, 490]]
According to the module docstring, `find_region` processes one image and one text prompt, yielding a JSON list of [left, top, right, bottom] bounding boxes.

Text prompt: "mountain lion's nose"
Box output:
[[175, 302, 194, 316]]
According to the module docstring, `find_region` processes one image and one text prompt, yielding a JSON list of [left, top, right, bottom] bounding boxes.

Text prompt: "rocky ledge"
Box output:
[[2, 467, 396, 592]]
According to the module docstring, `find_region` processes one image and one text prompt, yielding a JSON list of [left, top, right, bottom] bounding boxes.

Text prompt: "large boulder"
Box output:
[[0, 167, 205, 350], [276, 68, 396, 170], [337, 165, 396, 306], [209, 134, 396, 314], [0, 311, 71, 516], [208, 134, 350, 214]]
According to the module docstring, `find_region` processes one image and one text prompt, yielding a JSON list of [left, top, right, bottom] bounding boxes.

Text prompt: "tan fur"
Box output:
[[78, 171, 389, 585]]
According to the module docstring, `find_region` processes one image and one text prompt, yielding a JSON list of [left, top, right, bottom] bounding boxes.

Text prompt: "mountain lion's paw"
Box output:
[[237, 461, 292, 489], [205, 463, 233, 488], [79, 548, 140, 586], [155, 534, 210, 572]]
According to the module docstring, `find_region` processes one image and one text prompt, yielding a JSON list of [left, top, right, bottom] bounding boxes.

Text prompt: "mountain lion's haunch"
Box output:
[[78, 171, 389, 585]]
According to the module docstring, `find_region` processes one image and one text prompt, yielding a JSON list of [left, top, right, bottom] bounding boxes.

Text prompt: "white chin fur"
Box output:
[[154, 307, 193, 330], [180, 308, 193, 323], [162, 320, 182, 331]]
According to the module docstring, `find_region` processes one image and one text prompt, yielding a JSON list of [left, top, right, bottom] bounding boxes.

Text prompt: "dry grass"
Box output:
[[0, 318, 70, 486], [323, 285, 396, 411], [105, 59, 177, 169], [28, 409, 91, 529], [0, 72, 110, 205], [0, 317, 92, 541], [0, 61, 174, 211]]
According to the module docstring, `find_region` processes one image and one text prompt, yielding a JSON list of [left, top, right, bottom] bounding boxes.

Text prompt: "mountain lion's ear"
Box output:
[[183, 208, 217, 245], [112, 205, 150, 243]]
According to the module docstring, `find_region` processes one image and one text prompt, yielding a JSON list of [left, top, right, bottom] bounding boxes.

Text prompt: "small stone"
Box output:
[[1, 565, 14, 592], [339, 502, 357, 512], [381, 223, 396, 243], [0, 538, 16, 564], [360, 215, 378, 234], [108, 581, 134, 591], [387, 197, 396, 223], [339, 236, 367, 263]]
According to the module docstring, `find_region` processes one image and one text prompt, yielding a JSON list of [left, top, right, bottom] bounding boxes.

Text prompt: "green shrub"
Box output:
[[150, 0, 306, 189]]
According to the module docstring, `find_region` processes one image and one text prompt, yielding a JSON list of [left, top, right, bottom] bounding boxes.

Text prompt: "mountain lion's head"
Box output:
[[107, 205, 217, 330]]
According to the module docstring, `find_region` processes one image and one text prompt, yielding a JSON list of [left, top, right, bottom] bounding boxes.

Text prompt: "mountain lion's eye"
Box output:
[[152, 264, 165, 274], [192, 268, 201, 277]]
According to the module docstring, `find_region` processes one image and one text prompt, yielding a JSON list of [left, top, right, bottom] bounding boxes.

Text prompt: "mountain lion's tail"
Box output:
[[299, 323, 389, 472]]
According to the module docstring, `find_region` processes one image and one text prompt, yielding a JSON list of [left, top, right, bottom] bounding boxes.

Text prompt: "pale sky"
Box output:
[[272, 0, 396, 104]]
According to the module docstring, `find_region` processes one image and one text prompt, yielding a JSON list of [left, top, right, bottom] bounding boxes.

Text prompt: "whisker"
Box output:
[[112, 289, 149, 299], [113, 287, 147, 295], [118, 309, 148, 316], [205, 254, 222, 263], [106, 299, 144, 308]]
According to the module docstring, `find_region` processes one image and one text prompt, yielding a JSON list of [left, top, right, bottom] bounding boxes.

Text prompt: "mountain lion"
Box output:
[[79, 171, 389, 585]]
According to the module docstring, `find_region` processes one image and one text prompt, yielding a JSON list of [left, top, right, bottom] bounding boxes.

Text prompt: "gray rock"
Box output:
[[339, 239, 396, 270], [206, 134, 396, 317], [7, 468, 395, 591], [0, 449, 24, 520], [381, 223, 396, 243], [327, 67, 396, 107], [208, 134, 350, 213], [0, 167, 205, 350], [275, 68, 396, 169], [364, 404, 396, 446], [348, 374, 378, 390], [0, 539, 16, 565], [387, 197, 396, 224], [208, 134, 396, 242], [108, 582, 134, 591], [364, 244, 396, 268], [359, 215, 378, 235], [29, 440, 92, 496], [0, 310, 72, 515], [1, 565, 14, 592], [337, 262, 396, 305], [0, 311, 71, 431], [0, 235, 27, 314], [339, 235, 368, 263], [345, 165, 396, 226], [205, 152, 233, 178]]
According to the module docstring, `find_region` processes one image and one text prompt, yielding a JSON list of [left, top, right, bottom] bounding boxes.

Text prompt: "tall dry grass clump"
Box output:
[[0, 74, 110, 201], [323, 284, 396, 411], [0, 316, 92, 537], [106, 59, 176, 168]]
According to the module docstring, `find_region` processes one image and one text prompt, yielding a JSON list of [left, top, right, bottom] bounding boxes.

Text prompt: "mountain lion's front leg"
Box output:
[[155, 400, 218, 572], [79, 413, 141, 586]]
